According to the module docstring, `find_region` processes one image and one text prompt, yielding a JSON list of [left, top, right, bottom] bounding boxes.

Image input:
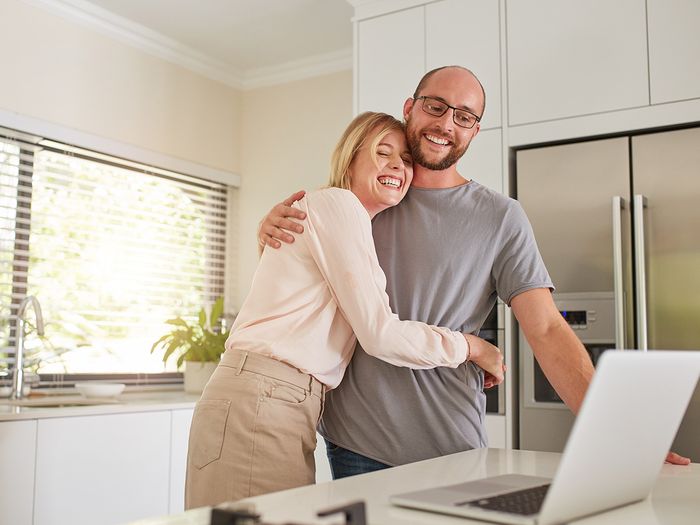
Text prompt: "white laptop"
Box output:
[[391, 350, 700, 525]]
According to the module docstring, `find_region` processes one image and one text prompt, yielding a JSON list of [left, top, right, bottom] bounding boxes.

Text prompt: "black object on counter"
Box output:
[[209, 501, 367, 525], [210, 507, 260, 525], [317, 501, 367, 525]]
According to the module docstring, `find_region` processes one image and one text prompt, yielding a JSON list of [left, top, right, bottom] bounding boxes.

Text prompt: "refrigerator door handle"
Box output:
[[496, 328, 506, 415], [612, 196, 626, 349], [633, 194, 648, 351]]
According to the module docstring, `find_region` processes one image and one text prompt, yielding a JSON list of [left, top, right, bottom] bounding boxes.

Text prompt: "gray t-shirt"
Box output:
[[318, 181, 553, 466]]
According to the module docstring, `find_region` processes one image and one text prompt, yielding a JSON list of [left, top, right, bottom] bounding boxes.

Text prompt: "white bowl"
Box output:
[[75, 382, 125, 398]]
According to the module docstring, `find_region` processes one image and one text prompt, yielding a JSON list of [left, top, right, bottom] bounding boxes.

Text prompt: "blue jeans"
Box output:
[[324, 438, 391, 479]]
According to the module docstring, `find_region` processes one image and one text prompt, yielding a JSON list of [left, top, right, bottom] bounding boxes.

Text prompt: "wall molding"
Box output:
[[242, 48, 352, 90], [22, 0, 351, 90]]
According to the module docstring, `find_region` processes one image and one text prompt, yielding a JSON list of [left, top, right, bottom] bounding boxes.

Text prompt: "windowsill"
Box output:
[[29, 382, 184, 397]]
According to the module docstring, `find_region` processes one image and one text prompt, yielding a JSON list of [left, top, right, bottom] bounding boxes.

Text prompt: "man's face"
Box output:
[[403, 68, 483, 171]]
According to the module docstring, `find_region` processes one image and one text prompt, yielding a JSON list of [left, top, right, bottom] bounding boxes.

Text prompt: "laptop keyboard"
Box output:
[[462, 483, 551, 516]]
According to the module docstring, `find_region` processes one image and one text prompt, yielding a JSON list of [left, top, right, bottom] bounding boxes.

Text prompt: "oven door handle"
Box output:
[[496, 328, 506, 415]]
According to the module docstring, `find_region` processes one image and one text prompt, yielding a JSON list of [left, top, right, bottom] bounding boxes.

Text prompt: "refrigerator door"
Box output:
[[516, 137, 634, 343], [632, 127, 700, 461], [516, 138, 633, 452], [631, 128, 700, 350]]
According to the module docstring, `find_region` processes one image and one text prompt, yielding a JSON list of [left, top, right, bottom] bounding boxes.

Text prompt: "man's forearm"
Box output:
[[527, 319, 594, 414], [511, 288, 594, 414]]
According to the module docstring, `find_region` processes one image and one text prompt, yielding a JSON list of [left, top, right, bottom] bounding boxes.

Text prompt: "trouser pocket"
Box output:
[[189, 399, 231, 469]]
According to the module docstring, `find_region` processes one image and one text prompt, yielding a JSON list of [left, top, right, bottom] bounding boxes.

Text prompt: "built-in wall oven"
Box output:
[[520, 292, 615, 451], [479, 301, 505, 415]]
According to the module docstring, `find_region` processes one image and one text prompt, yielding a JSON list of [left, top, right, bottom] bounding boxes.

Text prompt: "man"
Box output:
[[259, 66, 689, 473]]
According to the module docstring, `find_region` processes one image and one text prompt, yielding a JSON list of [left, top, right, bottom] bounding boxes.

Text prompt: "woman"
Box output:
[[185, 112, 502, 508]]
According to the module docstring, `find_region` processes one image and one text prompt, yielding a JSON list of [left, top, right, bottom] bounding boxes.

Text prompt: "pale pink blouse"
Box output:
[[225, 188, 468, 388]]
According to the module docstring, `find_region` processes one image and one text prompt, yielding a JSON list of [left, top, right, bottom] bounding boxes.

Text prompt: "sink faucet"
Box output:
[[11, 296, 45, 400]]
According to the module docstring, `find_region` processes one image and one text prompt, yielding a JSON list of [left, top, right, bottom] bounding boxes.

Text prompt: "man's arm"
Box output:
[[258, 190, 307, 249], [511, 288, 690, 465], [511, 288, 593, 414]]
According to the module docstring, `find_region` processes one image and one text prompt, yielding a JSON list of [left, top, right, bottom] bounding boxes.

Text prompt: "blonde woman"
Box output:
[[185, 112, 503, 508]]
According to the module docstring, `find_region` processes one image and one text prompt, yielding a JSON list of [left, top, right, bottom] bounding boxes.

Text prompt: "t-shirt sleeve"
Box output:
[[300, 188, 468, 369], [492, 200, 554, 305]]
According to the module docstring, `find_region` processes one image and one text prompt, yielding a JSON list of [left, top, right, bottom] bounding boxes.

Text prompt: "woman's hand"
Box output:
[[464, 334, 505, 388], [258, 190, 307, 249]]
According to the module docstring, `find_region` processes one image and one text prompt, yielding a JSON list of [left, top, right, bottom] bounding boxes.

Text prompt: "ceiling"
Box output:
[[42, 0, 355, 88]]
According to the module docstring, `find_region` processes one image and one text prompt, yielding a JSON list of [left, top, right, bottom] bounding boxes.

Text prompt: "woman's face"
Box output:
[[348, 128, 413, 218]]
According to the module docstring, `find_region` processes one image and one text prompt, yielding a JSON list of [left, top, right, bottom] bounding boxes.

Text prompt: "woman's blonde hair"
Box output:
[[328, 112, 405, 190]]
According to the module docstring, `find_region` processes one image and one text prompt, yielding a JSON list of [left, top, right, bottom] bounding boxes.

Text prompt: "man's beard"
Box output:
[[407, 125, 470, 171]]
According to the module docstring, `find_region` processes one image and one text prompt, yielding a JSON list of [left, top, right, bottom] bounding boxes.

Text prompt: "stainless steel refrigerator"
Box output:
[[516, 127, 700, 459]]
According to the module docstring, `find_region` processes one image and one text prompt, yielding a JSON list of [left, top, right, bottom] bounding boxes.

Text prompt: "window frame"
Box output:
[[0, 124, 233, 388]]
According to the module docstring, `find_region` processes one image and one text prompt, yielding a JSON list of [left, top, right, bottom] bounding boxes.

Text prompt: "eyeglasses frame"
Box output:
[[414, 96, 482, 129]]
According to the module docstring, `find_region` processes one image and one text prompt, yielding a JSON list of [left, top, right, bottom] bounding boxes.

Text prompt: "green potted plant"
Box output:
[[151, 297, 230, 394]]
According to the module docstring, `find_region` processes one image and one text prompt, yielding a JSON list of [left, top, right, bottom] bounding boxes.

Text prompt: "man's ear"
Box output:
[[471, 122, 481, 140], [403, 98, 414, 121]]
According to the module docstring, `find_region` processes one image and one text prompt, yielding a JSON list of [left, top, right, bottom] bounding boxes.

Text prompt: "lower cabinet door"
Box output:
[[0, 420, 37, 525], [34, 411, 170, 525], [169, 408, 194, 514]]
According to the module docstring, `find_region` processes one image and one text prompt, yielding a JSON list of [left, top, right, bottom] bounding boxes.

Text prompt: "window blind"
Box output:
[[0, 126, 228, 375]]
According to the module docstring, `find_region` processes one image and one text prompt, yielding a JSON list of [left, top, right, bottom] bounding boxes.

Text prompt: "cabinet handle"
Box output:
[[633, 195, 648, 351]]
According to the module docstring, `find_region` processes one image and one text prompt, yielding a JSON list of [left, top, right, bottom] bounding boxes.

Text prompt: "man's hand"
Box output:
[[465, 334, 504, 387], [258, 190, 307, 249], [665, 451, 691, 465]]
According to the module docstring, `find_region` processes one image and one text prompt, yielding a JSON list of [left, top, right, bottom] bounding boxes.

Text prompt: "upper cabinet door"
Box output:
[[457, 128, 503, 193], [357, 6, 425, 118], [647, 0, 700, 104], [506, 0, 649, 125], [426, 0, 501, 130]]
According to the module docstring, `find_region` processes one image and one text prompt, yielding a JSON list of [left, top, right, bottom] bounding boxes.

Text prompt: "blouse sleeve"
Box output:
[[300, 188, 468, 369]]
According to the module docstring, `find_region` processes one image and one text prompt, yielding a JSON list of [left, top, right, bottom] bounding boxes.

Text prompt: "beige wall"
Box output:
[[237, 70, 353, 305], [0, 0, 352, 310], [0, 0, 241, 178]]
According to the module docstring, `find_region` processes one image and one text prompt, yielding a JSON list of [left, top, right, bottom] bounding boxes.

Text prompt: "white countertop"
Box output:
[[0, 389, 198, 421], [127, 448, 700, 525]]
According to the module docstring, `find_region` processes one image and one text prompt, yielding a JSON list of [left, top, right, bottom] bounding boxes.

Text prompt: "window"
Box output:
[[0, 126, 228, 380]]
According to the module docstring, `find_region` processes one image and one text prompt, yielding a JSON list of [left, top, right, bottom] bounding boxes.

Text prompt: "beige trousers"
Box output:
[[184, 349, 325, 509]]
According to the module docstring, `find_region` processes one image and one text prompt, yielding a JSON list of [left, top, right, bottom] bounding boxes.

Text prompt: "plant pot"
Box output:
[[184, 361, 218, 394]]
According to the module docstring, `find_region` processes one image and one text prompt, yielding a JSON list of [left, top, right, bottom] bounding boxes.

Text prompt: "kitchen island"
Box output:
[[130, 448, 700, 525]]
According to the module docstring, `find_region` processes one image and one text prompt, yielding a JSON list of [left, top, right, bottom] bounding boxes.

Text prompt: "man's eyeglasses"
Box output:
[[415, 96, 481, 129]]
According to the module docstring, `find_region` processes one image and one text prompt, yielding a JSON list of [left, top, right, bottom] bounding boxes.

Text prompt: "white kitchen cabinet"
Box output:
[[506, 0, 649, 125], [457, 128, 502, 193], [485, 414, 506, 449], [169, 408, 193, 514], [426, 0, 501, 130], [0, 420, 37, 525], [34, 411, 171, 525], [647, 0, 700, 104], [357, 6, 425, 117]]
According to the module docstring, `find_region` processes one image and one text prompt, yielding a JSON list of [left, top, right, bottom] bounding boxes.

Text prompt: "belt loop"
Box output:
[[307, 375, 313, 393], [235, 351, 248, 376]]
